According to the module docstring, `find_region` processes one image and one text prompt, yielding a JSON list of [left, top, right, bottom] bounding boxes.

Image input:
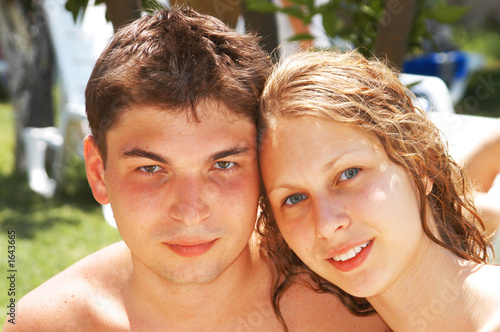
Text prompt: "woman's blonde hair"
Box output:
[[257, 49, 492, 321]]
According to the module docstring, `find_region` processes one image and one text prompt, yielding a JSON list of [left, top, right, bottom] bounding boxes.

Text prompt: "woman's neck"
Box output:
[[367, 243, 479, 332]]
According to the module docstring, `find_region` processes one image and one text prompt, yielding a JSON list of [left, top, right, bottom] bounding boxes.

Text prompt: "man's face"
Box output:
[[88, 101, 260, 285]]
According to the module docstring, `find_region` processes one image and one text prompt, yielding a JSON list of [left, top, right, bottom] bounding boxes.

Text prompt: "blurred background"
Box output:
[[1, 0, 500, 327]]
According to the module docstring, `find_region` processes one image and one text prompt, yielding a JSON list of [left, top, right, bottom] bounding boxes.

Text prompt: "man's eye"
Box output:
[[140, 165, 162, 173], [284, 194, 307, 206], [339, 168, 359, 182], [214, 161, 235, 170]]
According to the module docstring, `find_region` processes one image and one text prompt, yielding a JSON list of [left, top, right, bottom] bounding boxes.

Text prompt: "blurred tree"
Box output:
[[0, 0, 54, 171], [65, 0, 143, 32], [245, 0, 470, 68], [0, 0, 278, 174], [2, 0, 466, 176], [65, 0, 279, 55], [374, 0, 417, 68]]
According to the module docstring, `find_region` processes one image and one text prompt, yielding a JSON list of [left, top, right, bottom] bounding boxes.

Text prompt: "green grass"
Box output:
[[0, 103, 121, 328]]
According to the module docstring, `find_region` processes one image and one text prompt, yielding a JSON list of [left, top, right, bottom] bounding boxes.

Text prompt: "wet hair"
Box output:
[[85, 6, 271, 163], [257, 49, 492, 319]]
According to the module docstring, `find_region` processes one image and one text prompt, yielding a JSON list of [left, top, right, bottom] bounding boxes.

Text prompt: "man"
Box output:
[[4, 8, 388, 331]]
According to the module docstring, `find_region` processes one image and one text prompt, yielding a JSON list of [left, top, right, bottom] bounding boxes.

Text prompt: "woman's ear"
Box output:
[[423, 175, 434, 196], [83, 135, 109, 205]]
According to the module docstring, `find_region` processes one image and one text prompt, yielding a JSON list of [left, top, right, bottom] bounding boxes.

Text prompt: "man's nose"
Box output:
[[169, 174, 210, 226]]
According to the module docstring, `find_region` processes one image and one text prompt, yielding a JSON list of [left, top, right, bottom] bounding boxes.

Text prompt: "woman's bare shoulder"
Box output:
[[481, 310, 500, 332], [467, 264, 500, 331], [469, 264, 500, 293]]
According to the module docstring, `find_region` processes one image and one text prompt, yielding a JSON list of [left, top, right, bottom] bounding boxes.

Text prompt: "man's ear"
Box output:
[[83, 135, 109, 205]]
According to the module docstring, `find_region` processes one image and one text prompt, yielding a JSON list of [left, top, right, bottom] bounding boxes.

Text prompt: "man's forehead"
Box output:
[[192, 99, 256, 126], [111, 100, 255, 128], [117, 99, 256, 127], [109, 102, 257, 156]]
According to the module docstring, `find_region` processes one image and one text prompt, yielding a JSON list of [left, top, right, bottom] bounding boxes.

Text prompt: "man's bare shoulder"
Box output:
[[3, 242, 131, 331], [279, 274, 390, 331]]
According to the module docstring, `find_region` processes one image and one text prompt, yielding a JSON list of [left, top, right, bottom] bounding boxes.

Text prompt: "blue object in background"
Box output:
[[403, 51, 468, 87], [404, 51, 484, 105]]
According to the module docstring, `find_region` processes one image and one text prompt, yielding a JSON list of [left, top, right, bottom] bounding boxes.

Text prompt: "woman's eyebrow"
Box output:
[[267, 183, 296, 195]]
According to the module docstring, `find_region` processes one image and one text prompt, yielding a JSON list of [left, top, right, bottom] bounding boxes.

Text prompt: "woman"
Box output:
[[257, 49, 500, 331]]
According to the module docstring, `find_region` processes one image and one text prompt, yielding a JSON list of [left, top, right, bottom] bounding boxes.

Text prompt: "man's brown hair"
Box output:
[[85, 6, 271, 162]]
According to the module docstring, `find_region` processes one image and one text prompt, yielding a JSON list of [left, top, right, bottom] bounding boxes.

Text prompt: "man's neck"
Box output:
[[123, 236, 275, 329]]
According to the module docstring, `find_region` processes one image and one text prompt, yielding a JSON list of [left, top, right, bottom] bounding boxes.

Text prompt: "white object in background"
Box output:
[[23, 0, 116, 227], [430, 112, 500, 162], [429, 112, 500, 263], [23, 127, 63, 198], [102, 203, 117, 228], [24, 0, 113, 197], [399, 73, 456, 114], [448, 52, 485, 105]]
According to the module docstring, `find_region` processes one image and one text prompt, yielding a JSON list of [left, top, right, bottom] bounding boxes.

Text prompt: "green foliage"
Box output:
[[0, 104, 14, 175], [0, 84, 9, 106], [246, 0, 470, 56], [452, 25, 500, 68], [452, 26, 500, 118], [426, 1, 470, 24], [64, 0, 166, 23], [65, 0, 90, 22]]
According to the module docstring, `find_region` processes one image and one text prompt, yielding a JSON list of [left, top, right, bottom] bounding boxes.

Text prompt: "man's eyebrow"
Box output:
[[122, 148, 171, 165], [205, 146, 251, 164]]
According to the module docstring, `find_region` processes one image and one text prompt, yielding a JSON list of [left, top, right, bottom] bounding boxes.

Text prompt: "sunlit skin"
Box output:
[[5, 101, 393, 331], [260, 114, 500, 331], [1, 101, 391, 331], [86, 102, 260, 287], [259, 115, 435, 298]]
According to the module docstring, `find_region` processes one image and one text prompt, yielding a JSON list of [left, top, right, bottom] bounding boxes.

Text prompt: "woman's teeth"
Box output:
[[332, 241, 370, 262]]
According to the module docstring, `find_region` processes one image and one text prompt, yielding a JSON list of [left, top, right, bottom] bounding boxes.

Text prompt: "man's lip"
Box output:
[[165, 239, 218, 258], [324, 238, 374, 259]]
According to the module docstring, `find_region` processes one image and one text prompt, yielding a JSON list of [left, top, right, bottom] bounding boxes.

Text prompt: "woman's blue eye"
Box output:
[[339, 168, 359, 181], [214, 161, 235, 169], [140, 165, 161, 173], [284, 194, 307, 206]]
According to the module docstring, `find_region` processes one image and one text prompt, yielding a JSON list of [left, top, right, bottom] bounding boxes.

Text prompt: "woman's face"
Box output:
[[259, 115, 433, 298]]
